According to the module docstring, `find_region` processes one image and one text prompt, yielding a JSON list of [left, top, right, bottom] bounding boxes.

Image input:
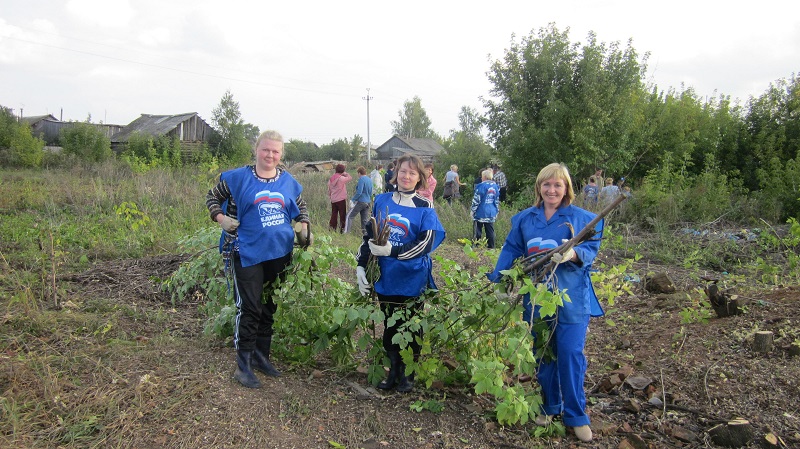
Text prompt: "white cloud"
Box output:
[[137, 27, 172, 47], [65, 0, 135, 28]]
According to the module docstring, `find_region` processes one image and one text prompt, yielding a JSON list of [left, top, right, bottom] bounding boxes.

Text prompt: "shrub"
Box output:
[[59, 122, 112, 162]]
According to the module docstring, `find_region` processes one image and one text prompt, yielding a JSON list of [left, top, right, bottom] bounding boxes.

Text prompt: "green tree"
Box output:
[[350, 134, 365, 160], [321, 138, 352, 161], [0, 106, 44, 168], [59, 121, 112, 163], [210, 89, 253, 162], [391, 96, 438, 139], [284, 139, 323, 163], [439, 106, 493, 195], [484, 24, 647, 188]]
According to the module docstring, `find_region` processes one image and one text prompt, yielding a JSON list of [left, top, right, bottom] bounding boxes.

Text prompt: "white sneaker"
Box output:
[[573, 425, 593, 442], [534, 415, 552, 426]]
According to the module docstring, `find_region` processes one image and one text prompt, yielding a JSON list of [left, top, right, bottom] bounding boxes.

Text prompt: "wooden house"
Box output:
[[110, 112, 213, 153], [375, 135, 444, 163]]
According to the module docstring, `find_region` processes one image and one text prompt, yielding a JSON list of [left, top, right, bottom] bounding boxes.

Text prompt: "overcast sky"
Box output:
[[1, 1, 798, 147]]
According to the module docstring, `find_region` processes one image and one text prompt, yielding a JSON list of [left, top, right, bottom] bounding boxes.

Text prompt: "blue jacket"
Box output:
[[471, 180, 500, 221], [488, 204, 604, 323], [352, 175, 373, 203]]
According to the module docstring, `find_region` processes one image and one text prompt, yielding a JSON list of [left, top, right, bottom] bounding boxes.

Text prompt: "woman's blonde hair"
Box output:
[[534, 163, 575, 208], [391, 154, 428, 191]]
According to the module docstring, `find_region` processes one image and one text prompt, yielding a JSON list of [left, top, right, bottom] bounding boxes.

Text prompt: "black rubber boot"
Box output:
[[395, 359, 413, 393], [377, 351, 400, 390], [253, 337, 281, 377], [234, 350, 261, 388]]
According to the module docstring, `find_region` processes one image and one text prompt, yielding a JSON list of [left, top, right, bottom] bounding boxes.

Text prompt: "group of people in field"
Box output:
[[205, 130, 608, 442]]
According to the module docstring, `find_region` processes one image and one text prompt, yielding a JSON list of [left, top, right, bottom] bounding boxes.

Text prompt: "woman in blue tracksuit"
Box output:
[[355, 153, 445, 393], [487, 162, 603, 443]]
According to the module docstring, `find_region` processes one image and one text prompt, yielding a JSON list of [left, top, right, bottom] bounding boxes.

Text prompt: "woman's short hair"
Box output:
[[589, 176, 596, 183], [391, 154, 428, 191], [482, 168, 494, 180], [450, 164, 458, 171], [254, 130, 283, 151], [357, 166, 366, 175], [534, 163, 575, 208], [335, 164, 345, 174]]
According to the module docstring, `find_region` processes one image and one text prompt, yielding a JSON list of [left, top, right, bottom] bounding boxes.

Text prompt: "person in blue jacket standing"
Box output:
[[355, 154, 445, 393], [344, 166, 373, 235], [487, 162, 603, 443], [206, 130, 311, 389], [471, 168, 500, 248]]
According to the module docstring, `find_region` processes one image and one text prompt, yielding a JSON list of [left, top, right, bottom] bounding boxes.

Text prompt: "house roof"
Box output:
[[381, 135, 443, 155], [21, 114, 58, 125], [111, 112, 201, 142]]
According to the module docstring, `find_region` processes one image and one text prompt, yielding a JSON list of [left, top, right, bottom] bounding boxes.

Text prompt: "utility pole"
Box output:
[[363, 88, 373, 163]]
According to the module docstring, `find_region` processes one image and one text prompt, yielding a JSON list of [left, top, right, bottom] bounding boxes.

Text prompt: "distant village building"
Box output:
[[375, 135, 444, 162], [21, 115, 122, 146], [287, 160, 345, 174], [110, 112, 213, 154]]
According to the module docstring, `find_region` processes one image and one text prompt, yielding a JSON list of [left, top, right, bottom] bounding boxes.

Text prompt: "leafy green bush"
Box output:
[[59, 122, 112, 162], [0, 106, 44, 167]]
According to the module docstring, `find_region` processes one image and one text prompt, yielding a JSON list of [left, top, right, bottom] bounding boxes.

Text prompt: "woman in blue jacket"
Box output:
[[355, 154, 445, 393], [487, 163, 603, 443]]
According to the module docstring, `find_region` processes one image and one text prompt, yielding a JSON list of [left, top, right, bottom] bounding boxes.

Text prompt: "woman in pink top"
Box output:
[[327, 164, 352, 232], [416, 163, 437, 202]]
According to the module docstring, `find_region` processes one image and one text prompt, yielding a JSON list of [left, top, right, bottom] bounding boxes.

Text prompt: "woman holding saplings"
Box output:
[[487, 162, 603, 442], [355, 154, 445, 392]]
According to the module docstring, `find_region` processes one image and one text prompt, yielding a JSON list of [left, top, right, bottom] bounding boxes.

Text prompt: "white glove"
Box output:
[[368, 240, 392, 257], [349, 200, 356, 209], [219, 216, 240, 232], [551, 248, 576, 265], [356, 266, 371, 296]]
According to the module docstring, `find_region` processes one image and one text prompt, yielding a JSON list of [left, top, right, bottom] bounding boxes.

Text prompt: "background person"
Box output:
[[442, 164, 465, 205], [487, 162, 603, 442], [471, 168, 500, 248], [355, 154, 445, 393], [327, 164, 352, 233], [384, 162, 396, 193], [370, 164, 384, 195], [344, 166, 373, 235], [582, 176, 599, 207], [599, 177, 619, 205], [492, 164, 508, 203], [416, 162, 437, 202], [206, 130, 311, 389]]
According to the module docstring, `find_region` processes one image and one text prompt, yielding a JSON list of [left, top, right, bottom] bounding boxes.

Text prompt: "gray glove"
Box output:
[[219, 216, 239, 232]]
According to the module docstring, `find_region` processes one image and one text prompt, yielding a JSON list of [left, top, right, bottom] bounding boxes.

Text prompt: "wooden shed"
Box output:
[[110, 112, 213, 152], [375, 135, 443, 162]]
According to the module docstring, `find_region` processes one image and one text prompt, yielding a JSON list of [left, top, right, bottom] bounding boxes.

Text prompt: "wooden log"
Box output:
[[753, 331, 774, 353], [708, 419, 753, 447], [761, 432, 786, 448]]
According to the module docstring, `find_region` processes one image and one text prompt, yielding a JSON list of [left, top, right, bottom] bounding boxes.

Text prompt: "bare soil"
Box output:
[[4, 247, 800, 449]]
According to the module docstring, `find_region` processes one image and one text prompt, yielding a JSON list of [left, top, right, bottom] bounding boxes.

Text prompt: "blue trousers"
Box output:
[[524, 302, 591, 427]]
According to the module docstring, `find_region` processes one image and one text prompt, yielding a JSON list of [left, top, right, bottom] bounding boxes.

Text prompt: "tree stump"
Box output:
[[705, 283, 743, 317], [645, 272, 676, 294], [708, 419, 753, 447], [788, 343, 800, 358], [753, 331, 774, 353]]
